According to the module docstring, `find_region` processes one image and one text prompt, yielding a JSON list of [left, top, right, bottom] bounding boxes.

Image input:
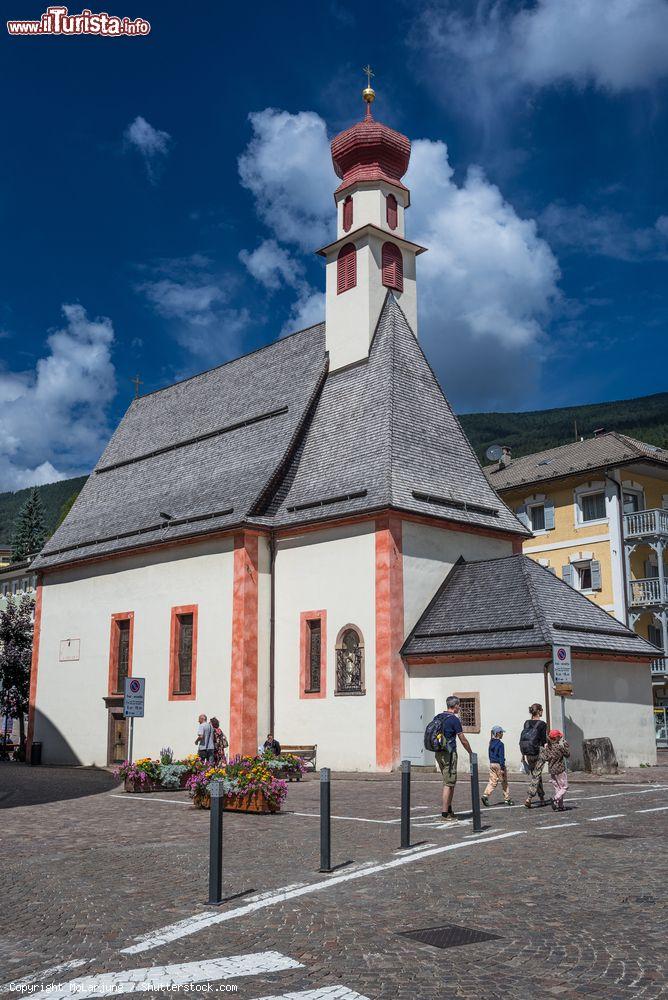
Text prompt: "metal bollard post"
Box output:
[[208, 780, 224, 904], [470, 752, 482, 833], [400, 759, 411, 849], [319, 767, 332, 872]]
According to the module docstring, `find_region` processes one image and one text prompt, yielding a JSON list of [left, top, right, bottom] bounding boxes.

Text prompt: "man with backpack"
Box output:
[[424, 696, 472, 822], [519, 702, 548, 805]]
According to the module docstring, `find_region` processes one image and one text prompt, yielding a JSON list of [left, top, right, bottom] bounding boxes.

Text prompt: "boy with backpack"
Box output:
[[481, 725, 514, 807], [424, 696, 472, 822]]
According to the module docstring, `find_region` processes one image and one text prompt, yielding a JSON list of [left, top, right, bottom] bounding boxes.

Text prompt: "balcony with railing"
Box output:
[[651, 655, 668, 677], [629, 577, 668, 607], [624, 508, 668, 540]]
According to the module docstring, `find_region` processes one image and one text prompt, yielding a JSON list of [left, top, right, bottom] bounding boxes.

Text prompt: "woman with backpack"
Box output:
[[519, 703, 548, 806]]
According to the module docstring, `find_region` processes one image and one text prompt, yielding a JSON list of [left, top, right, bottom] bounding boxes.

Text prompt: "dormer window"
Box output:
[[337, 242, 357, 294], [386, 193, 398, 230], [381, 242, 403, 291], [343, 195, 353, 232]]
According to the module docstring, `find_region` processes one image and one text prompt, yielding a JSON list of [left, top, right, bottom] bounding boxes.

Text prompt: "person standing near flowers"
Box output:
[[210, 716, 228, 766]]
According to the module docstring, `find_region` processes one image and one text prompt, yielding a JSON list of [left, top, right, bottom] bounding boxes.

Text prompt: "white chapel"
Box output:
[[29, 83, 656, 773]]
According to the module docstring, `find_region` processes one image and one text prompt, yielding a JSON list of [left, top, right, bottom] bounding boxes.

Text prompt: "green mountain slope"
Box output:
[[459, 391, 668, 463], [0, 391, 666, 545]]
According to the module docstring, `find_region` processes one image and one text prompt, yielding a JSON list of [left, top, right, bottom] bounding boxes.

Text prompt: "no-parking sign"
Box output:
[[552, 645, 572, 686], [123, 676, 145, 718]]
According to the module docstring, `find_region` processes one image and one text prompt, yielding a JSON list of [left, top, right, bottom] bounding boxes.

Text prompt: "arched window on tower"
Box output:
[[382, 242, 403, 291], [386, 193, 398, 230], [343, 195, 353, 232], [337, 242, 357, 294]]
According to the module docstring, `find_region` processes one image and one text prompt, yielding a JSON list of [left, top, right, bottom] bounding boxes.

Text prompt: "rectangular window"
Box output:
[[108, 612, 134, 696], [623, 491, 642, 515], [575, 561, 592, 591], [648, 624, 662, 648], [581, 491, 606, 522], [169, 605, 198, 701], [529, 504, 545, 532], [306, 619, 321, 693], [454, 692, 480, 733]]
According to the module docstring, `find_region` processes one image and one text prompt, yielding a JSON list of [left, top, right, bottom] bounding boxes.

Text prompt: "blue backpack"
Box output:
[[424, 712, 448, 752]]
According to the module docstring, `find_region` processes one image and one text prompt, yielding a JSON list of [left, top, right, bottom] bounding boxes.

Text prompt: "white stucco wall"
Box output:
[[402, 521, 514, 634], [256, 534, 272, 744], [34, 537, 235, 766], [273, 523, 377, 771], [335, 182, 408, 239]]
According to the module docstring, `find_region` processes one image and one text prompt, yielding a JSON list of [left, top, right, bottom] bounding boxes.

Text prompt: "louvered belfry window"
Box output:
[[343, 195, 353, 232], [386, 193, 398, 229], [337, 242, 357, 294], [382, 242, 403, 291]]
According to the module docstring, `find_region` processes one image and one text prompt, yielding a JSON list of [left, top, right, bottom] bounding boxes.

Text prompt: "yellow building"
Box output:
[[485, 432, 668, 745]]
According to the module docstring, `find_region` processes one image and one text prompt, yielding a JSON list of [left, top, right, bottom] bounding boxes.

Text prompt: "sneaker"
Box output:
[[504, 799, 515, 806], [443, 810, 458, 823], [524, 797, 532, 809], [551, 798, 558, 811], [481, 795, 490, 807], [558, 800, 565, 812]]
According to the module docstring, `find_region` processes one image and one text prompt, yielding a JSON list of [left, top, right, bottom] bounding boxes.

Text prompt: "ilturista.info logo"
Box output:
[[7, 5, 151, 35]]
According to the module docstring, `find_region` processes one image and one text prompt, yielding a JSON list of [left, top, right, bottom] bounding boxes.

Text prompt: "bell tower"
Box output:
[[317, 70, 426, 372]]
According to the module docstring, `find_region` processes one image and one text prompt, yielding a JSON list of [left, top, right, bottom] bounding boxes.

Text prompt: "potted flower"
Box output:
[[259, 750, 307, 782], [187, 756, 288, 813]]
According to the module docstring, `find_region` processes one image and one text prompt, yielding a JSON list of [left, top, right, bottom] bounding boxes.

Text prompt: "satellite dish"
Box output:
[[485, 444, 503, 462]]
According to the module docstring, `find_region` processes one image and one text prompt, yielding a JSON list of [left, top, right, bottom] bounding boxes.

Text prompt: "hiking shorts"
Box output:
[[435, 748, 458, 786]]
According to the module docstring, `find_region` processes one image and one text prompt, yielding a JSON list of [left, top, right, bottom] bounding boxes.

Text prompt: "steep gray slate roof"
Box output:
[[402, 554, 656, 659], [254, 295, 527, 536], [485, 431, 668, 493], [35, 295, 526, 570], [34, 325, 328, 569]]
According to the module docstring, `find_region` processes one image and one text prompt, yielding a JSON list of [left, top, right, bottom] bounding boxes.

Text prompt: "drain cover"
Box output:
[[400, 924, 501, 950], [589, 833, 633, 840]]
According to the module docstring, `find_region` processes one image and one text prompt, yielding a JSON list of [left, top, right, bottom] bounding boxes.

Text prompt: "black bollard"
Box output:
[[208, 780, 224, 904], [319, 767, 332, 872], [470, 752, 482, 833], [400, 759, 411, 849]]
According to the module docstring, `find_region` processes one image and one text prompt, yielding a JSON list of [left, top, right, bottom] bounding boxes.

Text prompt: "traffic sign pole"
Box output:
[[128, 716, 134, 764]]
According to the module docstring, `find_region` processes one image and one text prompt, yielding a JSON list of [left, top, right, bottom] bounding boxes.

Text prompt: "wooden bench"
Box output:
[[282, 745, 317, 772]]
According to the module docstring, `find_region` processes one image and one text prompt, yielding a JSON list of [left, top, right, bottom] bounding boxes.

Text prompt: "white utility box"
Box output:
[[400, 698, 436, 767]]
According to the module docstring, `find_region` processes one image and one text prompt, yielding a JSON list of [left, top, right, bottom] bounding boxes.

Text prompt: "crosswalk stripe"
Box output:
[[38, 951, 302, 999], [255, 989, 370, 999]]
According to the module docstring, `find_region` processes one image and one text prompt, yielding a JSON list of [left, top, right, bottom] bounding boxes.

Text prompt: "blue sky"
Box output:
[[1, 0, 667, 489]]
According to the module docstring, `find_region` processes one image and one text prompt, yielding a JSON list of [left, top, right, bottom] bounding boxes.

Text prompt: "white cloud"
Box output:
[[0, 304, 116, 490], [413, 0, 668, 130], [237, 108, 561, 408], [136, 257, 249, 363], [238, 110, 334, 251], [124, 115, 171, 182], [540, 203, 668, 260]]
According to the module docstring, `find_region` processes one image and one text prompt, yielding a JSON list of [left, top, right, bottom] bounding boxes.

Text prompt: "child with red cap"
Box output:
[[525, 729, 570, 810]]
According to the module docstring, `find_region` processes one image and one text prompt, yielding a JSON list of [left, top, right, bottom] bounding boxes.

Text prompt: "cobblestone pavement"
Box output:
[[1, 764, 667, 999]]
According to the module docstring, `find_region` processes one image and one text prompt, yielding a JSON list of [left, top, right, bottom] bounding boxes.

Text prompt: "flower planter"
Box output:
[[192, 789, 280, 813], [276, 767, 302, 782], [124, 774, 190, 793]]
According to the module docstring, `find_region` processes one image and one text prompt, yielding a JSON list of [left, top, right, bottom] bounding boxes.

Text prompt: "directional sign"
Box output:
[[123, 676, 145, 718], [552, 644, 572, 686]]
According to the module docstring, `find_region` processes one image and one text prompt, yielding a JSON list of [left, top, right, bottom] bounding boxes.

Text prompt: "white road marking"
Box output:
[[388, 805, 429, 811], [111, 794, 190, 806], [394, 842, 436, 854], [255, 989, 369, 1000], [2, 958, 89, 989], [636, 805, 668, 813], [121, 830, 524, 955], [42, 952, 301, 1000], [588, 814, 626, 822], [538, 822, 580, 830], [291, 812, 399, 825]]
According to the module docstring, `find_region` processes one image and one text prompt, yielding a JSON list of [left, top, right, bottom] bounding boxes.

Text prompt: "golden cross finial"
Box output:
[[363, 65, 374, 88], [362, 64, 376, 114], [131, 374, 143, 399]]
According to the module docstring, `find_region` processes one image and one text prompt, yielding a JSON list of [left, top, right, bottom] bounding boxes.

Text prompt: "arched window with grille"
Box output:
[[342, 195, 353, 232], [381, 242, 403, 291], [335, 625, 365, 695], [337, 242, 357, 294], [386, 193, 398, 230]]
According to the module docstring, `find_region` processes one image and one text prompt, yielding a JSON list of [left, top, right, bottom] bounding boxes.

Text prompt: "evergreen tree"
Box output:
[[0, 593, 34, 752], [55, 490, 81, 529], [10, 487, 46, 563]]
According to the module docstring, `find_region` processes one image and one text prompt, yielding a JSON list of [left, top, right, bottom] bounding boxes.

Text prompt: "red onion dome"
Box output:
[[331, 113, 411, 196]]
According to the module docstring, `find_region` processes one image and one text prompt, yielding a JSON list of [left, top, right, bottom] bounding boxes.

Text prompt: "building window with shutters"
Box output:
[[518, 494, 554, 533], [337, 242, 357, 294], [300, 610, 327, 698], [169, 605, 198, 700], [386, 193, 398, 230], [381, 242, 403, 291], [342, 195, 353, 232], [562, 559, 601, 593], [108, 612, 134, 696], [453, 692, 481, 733], [575, 483, 607, 526], [335, 625, 365, 696], [528, 503, 545, 532]]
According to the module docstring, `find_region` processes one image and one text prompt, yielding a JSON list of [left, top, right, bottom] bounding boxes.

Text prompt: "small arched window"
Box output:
[[335, 625, 365, 695], [343, 195, 353, 232], [337, 242, 357, 294], [386, 193, 398, 230], [382, 242, 403, 291]]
